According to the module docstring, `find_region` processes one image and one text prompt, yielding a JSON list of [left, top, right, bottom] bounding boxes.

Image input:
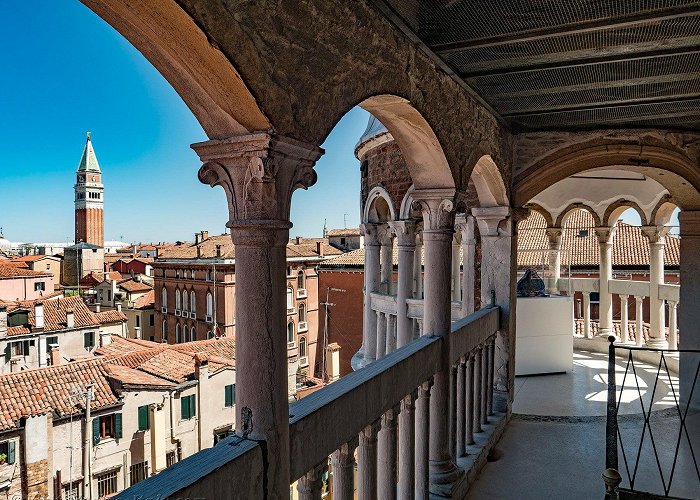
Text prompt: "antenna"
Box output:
[[343, 213, 349, 229]]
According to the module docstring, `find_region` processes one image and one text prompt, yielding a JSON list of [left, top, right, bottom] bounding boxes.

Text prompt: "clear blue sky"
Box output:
[[0, 0, 366, 244]]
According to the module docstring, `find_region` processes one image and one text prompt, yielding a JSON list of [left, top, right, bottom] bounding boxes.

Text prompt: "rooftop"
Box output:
[[0, 264, 52, 279]]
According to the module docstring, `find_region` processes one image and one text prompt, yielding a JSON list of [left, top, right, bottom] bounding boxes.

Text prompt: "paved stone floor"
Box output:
[[467, 350, 699, 499]]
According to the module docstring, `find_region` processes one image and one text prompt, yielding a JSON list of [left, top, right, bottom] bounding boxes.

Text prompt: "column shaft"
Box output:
[[643, 226, 669, 348], [391, 221, 416, 348], [456, 359, 466, 457], [635, 296, 644, 346], [358, 423, 378, 500], [398, 395, 415, 500], [386, 313, 397, 354], [452, 239, 461, 302], [361, 225, 381, 366], [596, 227, 615, 338], [456, 215, 476, 316], [473, 347, 483, 433], [466, 354, 475, 445], [415, 382, 430, 499], [378, 409, 397, 500], [376, 311, 387, 359], [620, 295, 629, 343], [583, 292, 591, 339], [331, 443, 355, 500], [668, 301, 678, 349]]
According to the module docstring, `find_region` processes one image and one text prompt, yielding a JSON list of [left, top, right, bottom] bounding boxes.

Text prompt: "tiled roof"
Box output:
[[4, 296, 99, 336], [94, 336, 161, 356], [286, 242, 343, 259], [325, 228, 361, 237], [133, 290, 155, 309], [117, 278, 152, 293], [93, 310, 128, 324], [320, 248, 367, 267], [518, 209, 680, 268], [11, 254, 58, 263], [158, 235, 234, 260], [104, 363, 174, 388], [0, 264, 52, 279]]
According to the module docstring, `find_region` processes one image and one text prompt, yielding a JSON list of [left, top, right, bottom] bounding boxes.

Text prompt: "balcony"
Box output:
[[296, 288, 307, 299], [298, 321, 308, 333]]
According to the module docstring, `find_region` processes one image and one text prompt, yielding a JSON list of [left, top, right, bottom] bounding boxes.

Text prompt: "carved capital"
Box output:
[[545, 227, 563, 249], [377, 224, 394, 246], [454, 214, 476, 245], [641, 225, 671, 245], [472, 206, 511, 237], [412, 188, 456, 232], [388, 220, 417, 247], [360, 222, 381, 246], [594, 226, 617, 245], [194, 133, 323, 228]]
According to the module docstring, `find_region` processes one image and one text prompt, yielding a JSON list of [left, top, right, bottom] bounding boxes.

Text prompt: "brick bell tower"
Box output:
[[74, 132, 104, 246]]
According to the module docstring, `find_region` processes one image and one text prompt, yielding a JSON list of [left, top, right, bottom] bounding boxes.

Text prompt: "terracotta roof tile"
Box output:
[[0, 264, 52, 279], [117, 278, 152, 293], [133, 290, 155, 310], [93, 310, 128, 324], [3, 296, 99, 335], [325, 228, 361, 237]]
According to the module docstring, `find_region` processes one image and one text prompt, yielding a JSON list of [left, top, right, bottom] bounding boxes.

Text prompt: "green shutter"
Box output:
[[92, 418, 100, 445], [138, 405, 150, 431], [23, 341, 30, 356], [180, 396, 189, 420], [189, 395, 196, 418], [231, 384, 236, 406], [224, 385, 232, 407], [4, 344, 10, 361], [115, 413, 123, 439], [7, 441, 15, 464]]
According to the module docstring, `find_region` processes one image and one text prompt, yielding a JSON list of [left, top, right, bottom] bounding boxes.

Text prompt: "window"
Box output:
[[299, 336, 307, 357], [298, 303, 306, 322], [287, 323, 295, 343], [162, 320, 168, 342], [206, 269, 213, 281], [224, 384, 236, 407], [286, 287, 294, 310], [180, 394, 196, 420], [190, 291, 196, 313], [176, 324, 182, 343], [183, 327, 188, 343], [161, 287, 167, 309], [136, 315, 140, 328], [191, 327, 196, 342], [129, 461, 149, 486], [182, 290, 188, 313], [92, 413, 122, 444], [46, 336, 58, 349], [96, 470, 118, 498], [5, 340, 29, 359], [297, 270, 305, 289], [0, 440, 16, 465], [206, 291, 213, 316], [214, 427, 233, 444], [166, 451, 177, 468], [207, 331, 214, 339], [84, 332, 95, 349], [175, 289, 181, 310], [138, 405, 150, 431], [62, 481, 83, 500], [34, 281, 45, 292], [149, 314, 154, 327]]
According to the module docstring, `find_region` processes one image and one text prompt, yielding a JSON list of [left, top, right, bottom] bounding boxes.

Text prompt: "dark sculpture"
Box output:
[[517, 269, 547, 297]]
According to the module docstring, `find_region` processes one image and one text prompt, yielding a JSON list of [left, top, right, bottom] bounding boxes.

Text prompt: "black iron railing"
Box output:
[[604, 336, 700, 499]]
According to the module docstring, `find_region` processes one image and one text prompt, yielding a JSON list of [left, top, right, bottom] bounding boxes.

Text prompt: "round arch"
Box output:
[[364, 185, 397, 223], [652, 197, 680, 226], [603, 200, 649, 227], [469, 155, 509, 208], [555, 203, 602, 228], [524, 203, 554, 228]]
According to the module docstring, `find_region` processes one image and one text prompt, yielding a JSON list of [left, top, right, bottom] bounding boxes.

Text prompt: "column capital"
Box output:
[[594, 226, 617, 244], [195, 133, 323, 229], [472, 206, 511, 237], [412, 188, 456, 232], [388, 220, 417, 247], [377, 224, 394, 246], [641, 225, 671, 244], [454, 214, 476, 244], [360, 222, 381, 246], [545, 227, 563, 248]]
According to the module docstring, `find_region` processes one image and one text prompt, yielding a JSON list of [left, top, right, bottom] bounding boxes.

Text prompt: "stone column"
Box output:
[[398, 394, 415, 500], [451, 232, 462, 303], [642, 225, 670, 349], [620, 295, 629, 343], [358, 422, 379, 499], [595, 227, 616, 338], [668, 301, 678, 349], [386, 314, 397, 354], [378, 409, 398, 500], [331, 442, 356, 500], [413, 189, 464, 496], [355, 223, 381, 369], [194, 133, 322, 497], [455, 214, 476, 316], [545, 227, 563, 294], [380, 225, 394, 295], [679, 211, 700, 410], [455, 357, 466, 457], [414, 230, 424, 299], [297, 464, 323, 500], [635, 295, 644, 346], [473, 206, 515, 403], [414, 381, 431, 500], [376, 311, 387, 359], [583, 291, 592, 339], [390, 220, 417, 348]]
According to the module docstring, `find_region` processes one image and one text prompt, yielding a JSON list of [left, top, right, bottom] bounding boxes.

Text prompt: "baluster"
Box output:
[[635, 295, 644, 347], [487, 337, 495, 416], [298, 462, 324, 500], [378, 408, 398, 500], [668, 300, 678, 349], [466, 353, 475, 446], [414, 381, 431, 499], [358, 421, 379, 500], [583, 291, 591, 339], [620, 294, 629, 342], [376, 311, 387, 359], [481, 344, 489, 425], [331, 441, 356, 500], [456, 357, 466, 457], [473, 347, 483, 433], [398, 394, 415, 500], [386, 314, 397, 354], [448, 363, 457, 459]]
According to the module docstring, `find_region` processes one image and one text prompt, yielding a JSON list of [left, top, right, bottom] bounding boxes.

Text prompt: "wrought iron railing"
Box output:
[[604, 337, 700, 499]]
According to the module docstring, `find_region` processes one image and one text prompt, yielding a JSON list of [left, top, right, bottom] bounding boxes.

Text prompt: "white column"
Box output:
[[376, 311, 387, 359], [595, 226, 616, 338], [390, 220, 417, 348], [635, 295, 644, 346], [414, 230, 424, 299], [378, 409, 397, 500], [583, 291, 591, 339], [386, 313, 397, 354], [455, 214, 476, 316], [451, 233, 461, 303], [414, 381, 431, 499], [357, 223, 381, 368], [358, 422, 379, 499], [455, 357, 466, 457], [398, 394, 415, 500], [545, 227, 563, 294], [642, 225, 670, 349], [380, 225, 394, 294], [679, 211, 700, 410], [413, 189, 464, 496], [668, 301, 678, 349], [620, 294, 629, 343], [194, 133, 322, 497]]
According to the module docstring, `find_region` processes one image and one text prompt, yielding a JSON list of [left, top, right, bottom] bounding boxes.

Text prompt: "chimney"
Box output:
[[201, 231, 209, 241], [35, 302, 45, 331], [194, 232, 202, 245], [326, 343, 341, 382], [100, 331, 112, 347], [116, 303, 122, 312], [49, 345, 61, 366], [94, 303, 101, 313], [316, 241, 324, 257], [134, 326, 142, 340], [65, 309, 74, 329], [194, 356, 209, 379], [196, 246, 202, 258], [296, 236, 302, 244], [0, 306, 7, 339], [215, 245, 222, 258]]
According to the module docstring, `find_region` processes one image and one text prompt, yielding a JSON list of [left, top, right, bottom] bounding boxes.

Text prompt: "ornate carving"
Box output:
[[594, 226, 617, 245], [473, 206, 511, 237], [412, 188, 456, 232], [545, 227, 563, 248], [360, 222, 381, 246], [194, 133, 322, 227], [377, 224, 394, 246], [454, 214, 476, 245], [388, 220, 417, 247], [640, 225, 671, 244]]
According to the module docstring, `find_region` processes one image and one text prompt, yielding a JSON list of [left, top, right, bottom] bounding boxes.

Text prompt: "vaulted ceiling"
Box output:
[[373, 1, 700, 131]]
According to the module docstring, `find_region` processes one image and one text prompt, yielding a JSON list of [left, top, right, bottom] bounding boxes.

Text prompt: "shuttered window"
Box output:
[[138, 405, 150, 431], [180, 394, 196, 420], [224, 384, 236, 408]]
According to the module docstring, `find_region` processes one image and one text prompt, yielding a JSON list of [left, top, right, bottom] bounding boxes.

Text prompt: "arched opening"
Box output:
[[287, 322, 295, 344], [175, 323, 182, 344], [298, 303, 306, 323], [297, 269, 306, 290]]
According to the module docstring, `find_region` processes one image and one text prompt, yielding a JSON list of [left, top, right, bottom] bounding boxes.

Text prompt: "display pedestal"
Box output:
[[515, 296, 573, 375]]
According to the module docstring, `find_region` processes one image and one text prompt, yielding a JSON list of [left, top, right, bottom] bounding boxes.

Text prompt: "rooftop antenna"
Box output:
[[323, 219, 327, 237], [343, 213, 349, 229]]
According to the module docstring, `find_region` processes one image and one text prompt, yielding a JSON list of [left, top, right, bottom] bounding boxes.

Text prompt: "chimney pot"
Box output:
[[35, 302, 45, 330], [201, 231, 209, 241], [215, 245, 222, 258], [296, 236, 301, 244], [316, 241, 324, 257], [116, 303, 122, 312], [49, 345, 61, 366], [65, 309, 74, 329], [95, 303, 101, 313]]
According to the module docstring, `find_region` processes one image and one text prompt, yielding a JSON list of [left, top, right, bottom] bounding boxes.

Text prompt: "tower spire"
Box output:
[[77, 131, 101, 173]]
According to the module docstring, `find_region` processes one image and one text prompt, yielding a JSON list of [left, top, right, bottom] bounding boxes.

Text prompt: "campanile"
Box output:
[[74, 132, 104, 246]]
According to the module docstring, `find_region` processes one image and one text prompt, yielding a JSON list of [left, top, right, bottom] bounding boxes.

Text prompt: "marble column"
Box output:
[[194, 133, 322, 496], [635, 295, 644, 346], [642, 225, 671, 349], [390, 220, 417, 348], [413, 188, 464, 496], [668, 301, 678, 349], [583, 291, 592, 339], [455, 214, 476, 316], [376, 311, 387, 359], [414, 230, 424, 300], [398, 394, 415, 500], [620, 294, 629, 343], [358, 422, 379, 499], [594, 226, 616, 338], [415, 381, 431, 499], [452, 232, 462, 303], [356, 223, 381, 368], [679, 211, 700, 410], [331, 442, 356, 500], [378, 409, 398, 500], [380, 225, 394, 295], [545, 227, 563, 294], [386, 313, 397, 354]]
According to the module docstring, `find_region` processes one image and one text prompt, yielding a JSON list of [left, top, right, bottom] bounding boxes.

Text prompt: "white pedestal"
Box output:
[[515, 296, 574, 375]]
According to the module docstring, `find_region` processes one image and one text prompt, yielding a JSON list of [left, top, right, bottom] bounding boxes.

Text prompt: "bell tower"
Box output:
[[74, 132, 104, 246]]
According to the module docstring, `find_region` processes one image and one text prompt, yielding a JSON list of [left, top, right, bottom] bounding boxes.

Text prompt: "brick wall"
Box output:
[[361, 140, 412, 215]]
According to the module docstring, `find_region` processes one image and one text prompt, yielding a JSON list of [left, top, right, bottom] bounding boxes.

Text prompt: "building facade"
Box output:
[[0, 265, 54, 302]]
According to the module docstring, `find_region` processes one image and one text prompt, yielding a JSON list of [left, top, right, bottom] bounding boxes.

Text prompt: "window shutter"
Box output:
[[115, 413, 123, 439], [180, 396, 189, 420], [231, 384, 236, 406], [189, 395, 196, 418], [138, 406, 149, 431], [23, 341, 30, 356], [224, 386, 231, 407], [4, 344, 10, 361], [92, 418, 100, 445], [7, 441, 15, 464]]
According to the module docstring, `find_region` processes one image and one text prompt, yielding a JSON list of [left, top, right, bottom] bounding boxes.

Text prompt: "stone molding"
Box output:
[[360, 222, 381, 246], [472, 206, 511, 237], [412, 188, 456, 232], [641, 225, 672, 245], [389, 220, 417, 247], [594, 226, 617, 245], [377, 224, 394, 246]]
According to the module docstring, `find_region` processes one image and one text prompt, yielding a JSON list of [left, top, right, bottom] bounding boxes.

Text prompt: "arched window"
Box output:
[[297, 269, 305, 289], [207, 330, 214, 339], [183, 290, 189, 312], [161, 287, 167, 309], [298, 303, 306, 322], [183, 326, 188, 343], [162, 320, 168, 342], [191, 327, 197, 342], [287, 322, 295, 343], [175, 289, 181, 311], [176, 324, 182, 343], [286, 287, 294, 310], [190, 291, 196, 313], [206, 291, 213, 317], [299, 336, 307, 357]]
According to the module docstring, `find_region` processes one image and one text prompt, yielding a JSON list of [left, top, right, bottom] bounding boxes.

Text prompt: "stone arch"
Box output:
[[524, 203, 554, 228], [652, 197, 680, 226], [364, 185, 396, 223], [603, 200, 649, 227], [82, 0, 269, 138], [555, 203, 602, 228], [469, 155, 509, 208], [515, 142, 700, 210]]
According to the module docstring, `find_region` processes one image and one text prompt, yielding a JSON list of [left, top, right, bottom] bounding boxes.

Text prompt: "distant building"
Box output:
[[74, 133, 104, 247], [62, 243, 105, 286], [0, 264, 54, 302], [324, 227, 363, 252], [7, 254, 63, 282]]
